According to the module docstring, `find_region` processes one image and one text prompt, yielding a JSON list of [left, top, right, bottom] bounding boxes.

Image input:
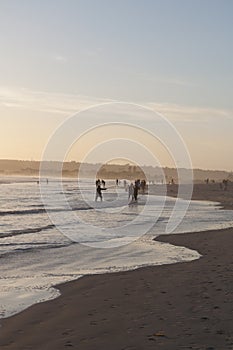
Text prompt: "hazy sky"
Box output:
[[0, 0, 233, 170]]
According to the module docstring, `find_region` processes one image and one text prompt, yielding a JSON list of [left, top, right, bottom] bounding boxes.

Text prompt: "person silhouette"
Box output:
[[128, 182, 134, 201], [95, 184, 103, 201]]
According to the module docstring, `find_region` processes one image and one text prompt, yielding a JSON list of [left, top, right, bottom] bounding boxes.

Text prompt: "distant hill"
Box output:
[[0, 159, 232, 183]]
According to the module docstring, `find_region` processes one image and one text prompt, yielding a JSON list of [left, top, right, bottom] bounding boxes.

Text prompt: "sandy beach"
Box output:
[[0, 184, 233, 350], [150, 182, 233, 210]]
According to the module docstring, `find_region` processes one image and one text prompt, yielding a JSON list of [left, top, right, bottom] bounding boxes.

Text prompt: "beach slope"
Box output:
[[0, 227, 233, 349]]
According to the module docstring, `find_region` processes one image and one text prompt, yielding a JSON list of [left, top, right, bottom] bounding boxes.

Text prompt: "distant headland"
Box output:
[[0, 159, 232, 184]]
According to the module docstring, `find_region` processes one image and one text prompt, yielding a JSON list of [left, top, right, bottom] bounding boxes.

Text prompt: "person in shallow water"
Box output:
[[133, 181, 139, 201], [95, 183, 107, 201], [128, 182, 134, 202]]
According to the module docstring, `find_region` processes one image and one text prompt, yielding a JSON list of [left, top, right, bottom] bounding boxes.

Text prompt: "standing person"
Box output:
[[128, 182, 134, 202], [135, 179, 140, 190], [133, 181, 139, 201], [140, 179, 146, 193], [223, 179, 228, 191], [116, 179, 119, 186], [95, 184, 103, 201]]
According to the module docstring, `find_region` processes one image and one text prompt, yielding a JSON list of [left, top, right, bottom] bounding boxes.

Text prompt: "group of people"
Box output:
[[205, 178, 229, 191], [127, 179, 146, 203], [95, 178, 147, 203]]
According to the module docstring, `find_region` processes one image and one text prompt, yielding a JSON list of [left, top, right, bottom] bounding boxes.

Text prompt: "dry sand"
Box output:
[[0, 183, 233, 350]]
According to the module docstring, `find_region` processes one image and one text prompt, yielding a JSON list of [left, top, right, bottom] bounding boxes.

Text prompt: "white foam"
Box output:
[[0, 177, 233, 319], [0, 234, 200, 319]]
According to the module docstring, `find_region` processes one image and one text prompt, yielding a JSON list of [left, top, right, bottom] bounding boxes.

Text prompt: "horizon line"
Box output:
[[0, 158, 232, 173]]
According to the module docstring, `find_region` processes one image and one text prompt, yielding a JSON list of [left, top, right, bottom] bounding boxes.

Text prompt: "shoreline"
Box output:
[[0, 184, 233, 349], [148, 182, 233, 210], [0, 227, 233, 349]]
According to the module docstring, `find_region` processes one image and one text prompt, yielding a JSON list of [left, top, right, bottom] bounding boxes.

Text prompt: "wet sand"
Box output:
[[0, 184, 233, 349], [150, 182, 233, 210]]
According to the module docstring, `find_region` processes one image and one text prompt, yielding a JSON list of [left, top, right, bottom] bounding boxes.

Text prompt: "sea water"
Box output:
[[0, 176, 233, 319]]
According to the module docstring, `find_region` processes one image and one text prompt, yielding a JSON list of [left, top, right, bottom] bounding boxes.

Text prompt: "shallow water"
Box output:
[[0, 176, 232, 319]]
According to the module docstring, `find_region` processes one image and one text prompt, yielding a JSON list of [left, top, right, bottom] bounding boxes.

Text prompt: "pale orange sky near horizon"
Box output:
[[0, 1, 233, 171], [0, 91, 233, 172]]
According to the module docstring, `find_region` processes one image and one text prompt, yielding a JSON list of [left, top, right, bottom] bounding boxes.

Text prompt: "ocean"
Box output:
[[0, 176, 233, 319]]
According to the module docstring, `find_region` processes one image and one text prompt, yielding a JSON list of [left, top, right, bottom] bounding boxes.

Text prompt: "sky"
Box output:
[[0, 0, 233, 170]]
